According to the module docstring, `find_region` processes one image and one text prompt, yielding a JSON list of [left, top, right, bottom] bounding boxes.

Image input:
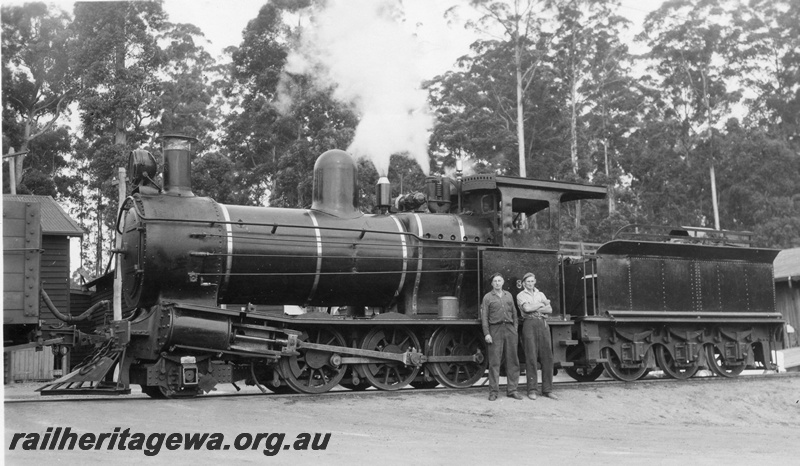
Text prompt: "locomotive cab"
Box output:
[[459, 174, 607, 251]]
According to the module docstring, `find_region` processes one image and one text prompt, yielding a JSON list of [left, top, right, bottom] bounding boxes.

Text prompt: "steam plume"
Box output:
[[284, 0, 433, 176]]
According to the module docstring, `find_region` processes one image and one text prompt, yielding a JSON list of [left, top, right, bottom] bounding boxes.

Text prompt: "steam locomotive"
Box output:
[[39, 134, 785, 398]]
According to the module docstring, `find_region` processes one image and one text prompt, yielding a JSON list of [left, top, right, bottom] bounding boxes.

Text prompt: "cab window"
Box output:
[[511, 198, 551, 230]]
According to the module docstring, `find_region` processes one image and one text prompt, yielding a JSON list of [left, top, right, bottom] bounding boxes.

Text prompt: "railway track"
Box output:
[[6, 370, 798, 405]]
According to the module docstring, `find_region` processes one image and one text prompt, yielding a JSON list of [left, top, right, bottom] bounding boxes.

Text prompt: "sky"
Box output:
[[20, 0, 665, 80], [158, 0, 664, 77]]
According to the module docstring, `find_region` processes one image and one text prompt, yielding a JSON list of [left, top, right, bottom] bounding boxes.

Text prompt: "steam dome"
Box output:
[[311, 149, 361, 218]]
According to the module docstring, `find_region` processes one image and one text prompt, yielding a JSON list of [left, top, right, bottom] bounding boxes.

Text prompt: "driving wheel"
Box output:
[[360, 326, 421, 391], [279, 327, 347, 394], [427, 327, 487, 388]]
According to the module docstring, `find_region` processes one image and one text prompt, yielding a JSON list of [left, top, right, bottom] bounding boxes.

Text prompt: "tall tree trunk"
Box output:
[[570, 58, 579, 229], [701, 70, 720, 230], [570, 73, 578, 176], [114, 13, 127, 146], [15, 115, 34, 189], [95, 207, 103, 277], [601, 101, 615, 214], [515, 27, 526, 178]]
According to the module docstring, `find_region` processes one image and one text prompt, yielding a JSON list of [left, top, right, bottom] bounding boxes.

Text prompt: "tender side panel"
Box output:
[[595, 241, 778, 315]]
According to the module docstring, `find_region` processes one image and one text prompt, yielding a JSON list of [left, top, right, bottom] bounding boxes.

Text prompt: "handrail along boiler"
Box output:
[[39, 134, 785, 397]]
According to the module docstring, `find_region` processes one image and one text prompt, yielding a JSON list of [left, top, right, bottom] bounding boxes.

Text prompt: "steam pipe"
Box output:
[[41, 289, 109, 324]]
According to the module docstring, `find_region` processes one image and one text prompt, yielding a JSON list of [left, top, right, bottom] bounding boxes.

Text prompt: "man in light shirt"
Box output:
[[517, 272, 558, 401]]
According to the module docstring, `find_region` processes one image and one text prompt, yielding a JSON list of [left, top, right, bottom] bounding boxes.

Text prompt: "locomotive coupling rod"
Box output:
[[296, 341, 423, 366], [424, 353, 484, 364]]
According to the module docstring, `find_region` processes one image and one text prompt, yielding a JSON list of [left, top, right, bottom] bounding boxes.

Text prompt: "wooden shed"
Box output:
[[774, 248, 800, 348], [3, 195, 83, 382]]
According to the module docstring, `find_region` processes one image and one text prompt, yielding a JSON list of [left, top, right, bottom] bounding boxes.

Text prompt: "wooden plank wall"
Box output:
[[3, 201, 41, 325], [39, 235, 71, 334], [5, 348, 54, 382]]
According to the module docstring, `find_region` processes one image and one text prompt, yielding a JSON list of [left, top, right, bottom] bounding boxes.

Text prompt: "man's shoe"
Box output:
[[527, 392, 538, 401], [507, 392, 523, 400], [488, 392, 498, 401], [544, 392, 558, 400]]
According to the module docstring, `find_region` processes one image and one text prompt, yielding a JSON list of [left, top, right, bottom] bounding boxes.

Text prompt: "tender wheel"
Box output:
[[427, 327, 487, 389], [602, 347, 652, 382], [565, 364, 604, 382], [705, 344, 745, 378], [279, 327, 347, 394], [564, 343, 604, 382], [360, 326, 421, 391], [655, 345, 699, 380]]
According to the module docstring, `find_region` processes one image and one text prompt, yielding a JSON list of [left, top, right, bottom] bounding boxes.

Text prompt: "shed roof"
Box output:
[[774, 248, 800, 281], [3, 195, 83, 237]]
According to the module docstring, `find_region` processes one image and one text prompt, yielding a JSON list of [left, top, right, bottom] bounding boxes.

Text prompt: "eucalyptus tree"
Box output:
[[221, 1, 361, 206], [549, 0, 632, 178], [718, 0, 800, 247], [454, 0, 554, 177], [71, 1, 166, 147], [637, 0, 746, 230], [1, 1, 75, 194], [734, 0, 800, 144], [715, 121, 800, 247], [221, 3, 294, 204], [427, 40, 549, 177], [70, 1, 224, 275], [153, 22, 220, 146]]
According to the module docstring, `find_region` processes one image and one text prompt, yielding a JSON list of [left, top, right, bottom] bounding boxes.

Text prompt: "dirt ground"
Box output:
[[4, 373, 800, 465]]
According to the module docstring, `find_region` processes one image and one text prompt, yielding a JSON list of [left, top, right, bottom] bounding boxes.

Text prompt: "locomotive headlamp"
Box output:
[[127, 149, 158, 188]]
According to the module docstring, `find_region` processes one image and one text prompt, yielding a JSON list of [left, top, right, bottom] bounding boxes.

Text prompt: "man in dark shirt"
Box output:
[[481, 272, 522, 401]]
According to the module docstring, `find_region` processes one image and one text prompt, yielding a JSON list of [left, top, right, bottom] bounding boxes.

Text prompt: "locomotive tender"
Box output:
[[40, 134, 785, 398]]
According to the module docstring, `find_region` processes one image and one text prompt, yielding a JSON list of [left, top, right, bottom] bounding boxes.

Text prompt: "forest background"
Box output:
[[2, 0, 799, 282]]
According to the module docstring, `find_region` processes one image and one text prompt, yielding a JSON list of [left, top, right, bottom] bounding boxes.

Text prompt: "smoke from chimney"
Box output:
[[282, 0, 433, 176]]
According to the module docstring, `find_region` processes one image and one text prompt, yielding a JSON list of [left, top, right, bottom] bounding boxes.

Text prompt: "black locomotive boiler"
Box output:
[[40, 134, 785, 398]]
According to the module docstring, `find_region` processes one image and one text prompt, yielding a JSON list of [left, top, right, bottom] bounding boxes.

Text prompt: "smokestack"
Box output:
[[376, 176, 391, 213], [161, 133, 196, 196]]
